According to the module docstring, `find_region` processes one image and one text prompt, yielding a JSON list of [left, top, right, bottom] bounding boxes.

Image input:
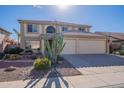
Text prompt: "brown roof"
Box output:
[[18, 19, 92, 28], [64, 32, 106, 39], [0, 27, 12, 34], [95, 32, 124, 40]]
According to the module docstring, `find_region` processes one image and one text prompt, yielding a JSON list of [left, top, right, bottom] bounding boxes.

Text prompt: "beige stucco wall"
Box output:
[[20, 21, 92, 51]]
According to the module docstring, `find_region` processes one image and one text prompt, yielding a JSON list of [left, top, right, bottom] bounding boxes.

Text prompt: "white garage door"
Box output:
[[78, 40, 106, 54], [62, 39, 106, 54], [62, 39, 76, 54]]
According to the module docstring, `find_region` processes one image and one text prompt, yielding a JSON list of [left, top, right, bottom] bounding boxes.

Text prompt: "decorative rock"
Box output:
[[58, 61, 63, 64], [4, 66, 16, 72]]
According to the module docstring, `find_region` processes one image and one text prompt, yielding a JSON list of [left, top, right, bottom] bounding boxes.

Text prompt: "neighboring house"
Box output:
[[0, 27, 11, 52], [95, 32, 124, 52], [18, 19, 109, 54]]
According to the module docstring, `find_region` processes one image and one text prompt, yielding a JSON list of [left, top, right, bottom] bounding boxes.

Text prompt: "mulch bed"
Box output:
[[0, 58, 81, 82]]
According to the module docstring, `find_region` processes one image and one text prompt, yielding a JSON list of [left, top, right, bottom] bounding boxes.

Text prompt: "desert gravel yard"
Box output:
[[1, 54, 124, 87], [0, 59, 81, 82]]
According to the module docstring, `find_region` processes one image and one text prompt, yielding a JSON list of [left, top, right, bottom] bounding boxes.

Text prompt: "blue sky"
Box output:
[[0, 5, 124, 40]]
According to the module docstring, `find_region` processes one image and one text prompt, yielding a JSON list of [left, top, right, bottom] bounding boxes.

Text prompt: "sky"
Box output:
[[0, 5, 124, 40]]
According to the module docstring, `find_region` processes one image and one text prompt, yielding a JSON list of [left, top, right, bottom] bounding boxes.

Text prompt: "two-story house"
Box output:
[[19, 19, 109, 54], [0, 27, 11, 52]]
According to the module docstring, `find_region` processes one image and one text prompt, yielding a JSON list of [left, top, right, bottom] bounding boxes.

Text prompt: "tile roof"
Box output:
[[64, 31, 105, 37], [95, 32, 124, 40], [0, 27, 12, 34], [18, 19, 92, 28]]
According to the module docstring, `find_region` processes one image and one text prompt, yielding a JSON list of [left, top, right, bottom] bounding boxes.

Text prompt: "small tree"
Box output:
[[43, 33, 66, 65], [13, 29, 20, 46]]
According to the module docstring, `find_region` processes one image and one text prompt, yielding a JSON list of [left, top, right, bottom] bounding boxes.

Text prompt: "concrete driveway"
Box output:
[[62, 54, 124, 68], [61, 54, 124, 87]]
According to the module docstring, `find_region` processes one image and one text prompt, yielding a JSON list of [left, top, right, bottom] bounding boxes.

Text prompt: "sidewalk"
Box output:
[[1, 66, 124, 88]]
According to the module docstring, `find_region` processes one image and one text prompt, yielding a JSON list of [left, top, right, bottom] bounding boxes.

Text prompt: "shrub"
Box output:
[[112, 51, 120, 55], [24, 49, 33, 55], [3, 54, 10, 60], [33, 57, 51, 70], [119, 50, 124, 55], [0, 52, 5, 59], [4, 47, 24, 54], [4, 54, 22, 60]]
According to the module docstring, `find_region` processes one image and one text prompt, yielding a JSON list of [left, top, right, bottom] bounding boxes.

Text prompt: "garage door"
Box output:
[[62, 39, 106, 54], [78, 40, 106, 54], [62, 39, 76, 54]]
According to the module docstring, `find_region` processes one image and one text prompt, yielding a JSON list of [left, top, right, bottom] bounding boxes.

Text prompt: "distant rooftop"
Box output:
[[95, 31, 124, 40], [18, 19, 92, 28], [0, 27, 12, 34]]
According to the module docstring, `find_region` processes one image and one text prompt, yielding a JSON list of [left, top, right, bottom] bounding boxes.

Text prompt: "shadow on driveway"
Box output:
[[24, 68, 69, 88], [24, 69, 50, 88], [42, 68, 69, 88]]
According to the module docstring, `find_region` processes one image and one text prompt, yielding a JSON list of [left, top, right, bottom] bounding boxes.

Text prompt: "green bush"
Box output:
[[24, 49, 33, 55], [119, 50, 124, 55], [4, 47, 24, 54], [112, 50, 124, 55], [33, 57, 51, 70], [4, 54, 22, 60], [0, 52, 5, 59], [112, 51, 120, 55]]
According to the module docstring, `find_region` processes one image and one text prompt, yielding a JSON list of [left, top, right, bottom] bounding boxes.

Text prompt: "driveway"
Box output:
[[62, 54, 124, 68], [61, 54, 124, 87]]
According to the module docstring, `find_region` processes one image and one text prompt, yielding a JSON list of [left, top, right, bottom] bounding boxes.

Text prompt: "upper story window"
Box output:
[[62, 26, 68, 32], [27, 24, 38, 32], [78, 27, 85, 32], [46, 26, 56, 33]]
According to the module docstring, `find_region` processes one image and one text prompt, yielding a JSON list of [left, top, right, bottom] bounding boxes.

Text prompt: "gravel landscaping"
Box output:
[[0, 58, 81, 82]]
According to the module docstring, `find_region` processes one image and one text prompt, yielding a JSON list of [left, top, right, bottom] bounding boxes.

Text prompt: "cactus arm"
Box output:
[[57, 42, 66, 56]]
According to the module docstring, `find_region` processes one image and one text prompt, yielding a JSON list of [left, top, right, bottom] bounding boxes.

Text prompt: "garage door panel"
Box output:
[[62, 40, 76, 54], [78, 40, 106, 54], [62, 39, 106, 54]]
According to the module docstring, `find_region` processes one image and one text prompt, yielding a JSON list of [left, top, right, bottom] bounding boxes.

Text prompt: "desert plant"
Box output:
[[44, 33, 66, 64], [33, 57, 51, 70]]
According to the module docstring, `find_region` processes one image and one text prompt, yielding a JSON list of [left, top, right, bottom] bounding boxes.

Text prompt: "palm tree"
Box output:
[[13, 29, 20, 46]]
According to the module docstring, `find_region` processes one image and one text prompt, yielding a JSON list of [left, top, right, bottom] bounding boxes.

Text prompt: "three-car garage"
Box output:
[[62, 32, 108, 54]]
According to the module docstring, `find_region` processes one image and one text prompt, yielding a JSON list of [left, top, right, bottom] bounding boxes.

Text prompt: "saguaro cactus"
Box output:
[[44, 33, 66, 64]]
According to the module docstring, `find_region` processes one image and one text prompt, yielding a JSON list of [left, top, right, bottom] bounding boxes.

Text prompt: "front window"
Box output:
[[46, 26, 56, 33], [62, 26, 68, 32], [25, 41, 40, 49], [78, 27, 85, 32], [27, 24, 38, 32]]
